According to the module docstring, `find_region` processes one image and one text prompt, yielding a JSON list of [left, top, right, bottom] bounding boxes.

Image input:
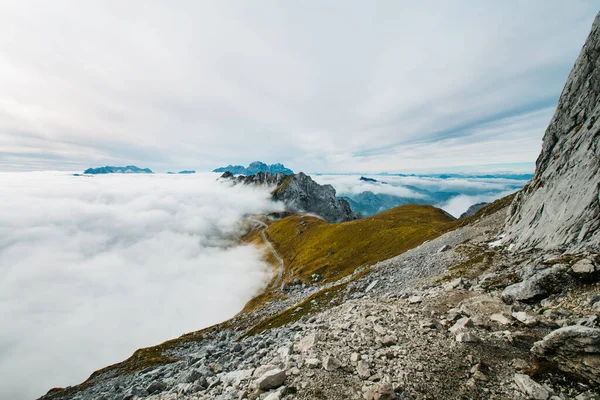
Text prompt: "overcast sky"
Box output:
[[0, 1, 597, 173]]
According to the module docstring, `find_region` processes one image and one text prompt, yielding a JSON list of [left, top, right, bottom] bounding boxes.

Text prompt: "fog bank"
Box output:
[[0, 172, 282, 400]]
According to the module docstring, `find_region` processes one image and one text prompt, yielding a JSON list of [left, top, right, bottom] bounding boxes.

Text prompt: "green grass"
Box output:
[[241, 281, 350, 338], [266, 204, 457, 284]]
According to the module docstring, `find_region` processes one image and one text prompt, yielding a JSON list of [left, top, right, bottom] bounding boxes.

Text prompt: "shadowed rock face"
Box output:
[[459, 203, 488, 219], [220, 171, 360, 223], [504, 12, 600, 252]]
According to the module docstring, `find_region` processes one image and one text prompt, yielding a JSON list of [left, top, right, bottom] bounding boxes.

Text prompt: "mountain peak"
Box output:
[[213, 162, 293, 175]]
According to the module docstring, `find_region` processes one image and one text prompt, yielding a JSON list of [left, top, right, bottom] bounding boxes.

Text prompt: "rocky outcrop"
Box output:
[[504, 13, 600, 252], [271, 173, 360, 223], [221, 171, 360, 223], [221, 171, 290, 186], [531, 325, 600, 385], [459, 203, 488, 219]]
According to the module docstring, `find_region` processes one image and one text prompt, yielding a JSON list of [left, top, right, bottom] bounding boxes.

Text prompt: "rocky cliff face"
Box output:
[[221, 171, 360, 223], [504, 13, 600, 252]]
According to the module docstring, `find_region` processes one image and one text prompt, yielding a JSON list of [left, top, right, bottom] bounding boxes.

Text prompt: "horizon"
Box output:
[[1, 2, 597, 173]]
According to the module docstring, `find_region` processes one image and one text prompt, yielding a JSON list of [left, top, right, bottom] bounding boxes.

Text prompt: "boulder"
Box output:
[[456, 332, 480, 343], [295, 333, 319, 353], [255, 369, 287, 391], [459, 294, 512, 326], [501, 265, 567, 304], [449, 317, 473, 334], [322, 356, 341, 371], [364, 382, 395, 400], [357, 360, 371, 379], [512, 311, 538, 326], [531, 325, 600, 384], [146, 380, 167, 394], [514, 374, 549, 400], [305, 358, 321, 369], [571, 258, 599, 281]]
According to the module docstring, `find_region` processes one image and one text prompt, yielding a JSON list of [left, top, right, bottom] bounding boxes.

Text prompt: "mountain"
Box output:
[[213, 161, 293, 175], [40, 13, 600, 400], [167, 170, 196, 174], [221, 171, 359, 223], [83, 165, 153, 174], [504, 13, 600, 252], [459, 202, 488, 219]]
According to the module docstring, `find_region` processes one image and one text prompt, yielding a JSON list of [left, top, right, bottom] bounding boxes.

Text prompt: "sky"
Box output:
[[0, 1, 598, 173], [0, 172, 283, 400]]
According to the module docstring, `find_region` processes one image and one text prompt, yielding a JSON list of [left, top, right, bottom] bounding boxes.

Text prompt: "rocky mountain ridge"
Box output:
[[221, 171, 360, 223]]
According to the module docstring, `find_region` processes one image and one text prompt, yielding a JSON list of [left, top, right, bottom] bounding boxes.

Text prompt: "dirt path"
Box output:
[[248, 218, 284, 288]]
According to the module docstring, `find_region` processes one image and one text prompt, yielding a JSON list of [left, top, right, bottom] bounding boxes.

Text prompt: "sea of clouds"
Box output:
[[0, 172, 283, 400], [313, 174, 529, 217]]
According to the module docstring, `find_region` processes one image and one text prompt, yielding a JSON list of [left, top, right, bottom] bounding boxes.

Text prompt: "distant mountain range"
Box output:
[[167, 170, 196, 174], [213, 161, 293, 175], [83, 165, 153, 174]]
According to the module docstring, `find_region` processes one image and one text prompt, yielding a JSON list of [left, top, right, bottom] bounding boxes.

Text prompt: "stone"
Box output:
[[255, 369, 286, 391], [501, 265, 567, 304], [459, 294, 512, 325], [146, 381, 167, 394], [489, 313, 512, 326], [514, 374, 549, 400], [512, 311, 538, 326], [408, 295, 422, 304], [295, 334, 319, 353], [264, 388, 285, 400], [322, 356, 341, 371], [456, 332, 479, 343], [449, 317, 473, 334], [305, 358, 321, 369], [357, 360, 371, 379], [378, 335, 396, 346], [364, 382, 395, 400], [181, 369, 202, 384], [531, 325, 600, 384], [438, 244, 452, 253], [365, 280, 378, 293], [571, 258, 599, 281]]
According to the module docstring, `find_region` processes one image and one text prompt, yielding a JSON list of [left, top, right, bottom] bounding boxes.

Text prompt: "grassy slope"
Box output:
[[266, 204, 457, 283], [242, 204, 457, 313]]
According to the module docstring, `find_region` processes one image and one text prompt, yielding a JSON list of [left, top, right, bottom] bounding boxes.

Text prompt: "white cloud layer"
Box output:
[[0, 172, 282, 400], [0, 2, 597, 172], [315, 174, 527, 217]]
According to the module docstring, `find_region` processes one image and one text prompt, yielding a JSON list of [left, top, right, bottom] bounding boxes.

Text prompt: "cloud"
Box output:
[[313, 174, 427, 198], [439, 192, 515, 219], [0, 172, 283, 400], [0, 2, 597, 172], [315, 174, 526, 217]]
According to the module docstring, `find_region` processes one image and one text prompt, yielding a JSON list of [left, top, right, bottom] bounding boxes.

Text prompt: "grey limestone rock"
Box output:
[[531, 325, 600, 385], [504, 13, 600, 252]]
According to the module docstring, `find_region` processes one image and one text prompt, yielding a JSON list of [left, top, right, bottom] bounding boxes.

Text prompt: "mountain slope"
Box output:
[[504, 13, 600, 252]]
